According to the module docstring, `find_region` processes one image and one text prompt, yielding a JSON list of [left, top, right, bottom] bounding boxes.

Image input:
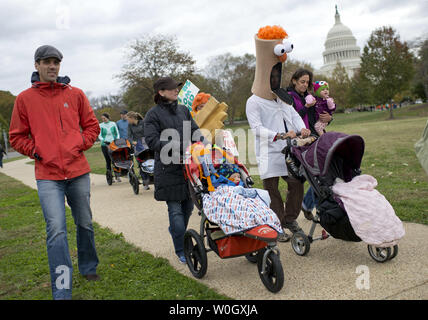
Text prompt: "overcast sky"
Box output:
[[1, 0, 427, 99]]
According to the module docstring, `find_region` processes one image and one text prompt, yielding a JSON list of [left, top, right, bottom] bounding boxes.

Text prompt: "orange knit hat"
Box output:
[[192, 92, 211, 112]]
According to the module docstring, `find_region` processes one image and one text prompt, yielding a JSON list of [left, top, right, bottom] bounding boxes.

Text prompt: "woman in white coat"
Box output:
[[246, 25, 311, 241]]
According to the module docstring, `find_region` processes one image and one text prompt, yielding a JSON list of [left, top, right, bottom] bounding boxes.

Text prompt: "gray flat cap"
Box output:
[[34, 45, 63, 62]]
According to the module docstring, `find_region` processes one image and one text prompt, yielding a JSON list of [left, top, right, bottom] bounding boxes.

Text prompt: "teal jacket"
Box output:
[[99, 121, 120, 146]]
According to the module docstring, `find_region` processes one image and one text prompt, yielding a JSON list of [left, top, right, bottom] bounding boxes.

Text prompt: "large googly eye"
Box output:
[[283, 41, 294, 53], [274, 44, 286, 56], [274, 42, 294, 56]]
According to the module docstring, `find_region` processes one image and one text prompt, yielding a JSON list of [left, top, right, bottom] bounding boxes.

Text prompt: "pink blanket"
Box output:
[[332, 175, 405, 247]]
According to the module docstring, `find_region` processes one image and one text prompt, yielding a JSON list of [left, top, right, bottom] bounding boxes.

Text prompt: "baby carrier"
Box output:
[[183, 142, 285, 293], [282, 131, 403, 262]]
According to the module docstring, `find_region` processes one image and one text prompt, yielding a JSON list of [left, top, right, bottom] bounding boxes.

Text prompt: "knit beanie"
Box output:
[[217, 163, 240, 178], [192, 92, 211, 112], [313, 81, 329, 97]]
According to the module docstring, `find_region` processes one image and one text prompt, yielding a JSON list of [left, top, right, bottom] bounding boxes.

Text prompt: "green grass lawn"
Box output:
[[0, 173, 229, 300]]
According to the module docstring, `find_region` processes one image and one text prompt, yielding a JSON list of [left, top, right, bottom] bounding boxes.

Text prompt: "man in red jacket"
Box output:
[[9, 45, 101, 300]]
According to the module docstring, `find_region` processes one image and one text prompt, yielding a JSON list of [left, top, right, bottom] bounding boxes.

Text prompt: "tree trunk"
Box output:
[[389, 101, 395, 119]]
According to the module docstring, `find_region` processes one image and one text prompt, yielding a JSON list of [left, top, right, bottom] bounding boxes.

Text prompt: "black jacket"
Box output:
[[128, 119, 145, 143], [144, 100, 203, 201]]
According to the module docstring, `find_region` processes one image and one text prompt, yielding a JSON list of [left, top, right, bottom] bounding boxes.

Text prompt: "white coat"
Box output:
[[246, 94, 306, 180]]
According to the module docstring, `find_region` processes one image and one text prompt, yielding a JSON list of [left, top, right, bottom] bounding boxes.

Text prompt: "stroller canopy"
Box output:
[[109, 138, 131, 151], [292, 131, 365, 178]]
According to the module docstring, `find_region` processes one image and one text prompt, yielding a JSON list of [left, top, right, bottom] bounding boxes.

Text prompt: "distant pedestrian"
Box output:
[[99, 113, 121, 182], [0, 143, 6, 168], [127, 111, 150, 189], [116, 110, 129, 139], [9, 45, 100, 300]]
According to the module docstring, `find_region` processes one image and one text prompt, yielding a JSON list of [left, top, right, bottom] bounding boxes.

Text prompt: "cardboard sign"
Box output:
[[178, 80, 199, 111]]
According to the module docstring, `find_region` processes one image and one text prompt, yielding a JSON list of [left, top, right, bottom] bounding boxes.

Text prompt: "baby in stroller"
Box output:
[[183, 142, 285, 293], [202, 161, 283, 236]]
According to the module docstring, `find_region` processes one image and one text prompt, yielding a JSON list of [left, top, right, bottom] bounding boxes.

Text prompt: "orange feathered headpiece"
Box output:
[[192, 92, 211, 112], [257, 25, 288, 40]]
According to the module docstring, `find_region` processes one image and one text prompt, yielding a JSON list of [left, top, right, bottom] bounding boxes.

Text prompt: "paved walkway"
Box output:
[[1, 158, 427, 299]]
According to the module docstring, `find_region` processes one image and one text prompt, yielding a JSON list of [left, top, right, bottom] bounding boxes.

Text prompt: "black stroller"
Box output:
[[107, 138, 140, 195], [282, 131, 399, 263], [134, 139, 155, 190]]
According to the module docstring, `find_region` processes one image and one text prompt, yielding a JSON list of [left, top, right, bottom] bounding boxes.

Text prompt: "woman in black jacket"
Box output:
[[144, 77, 204, 263]]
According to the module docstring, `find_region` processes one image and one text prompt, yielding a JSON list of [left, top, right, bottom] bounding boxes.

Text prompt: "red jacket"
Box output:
[[9, 78, 100, 180]]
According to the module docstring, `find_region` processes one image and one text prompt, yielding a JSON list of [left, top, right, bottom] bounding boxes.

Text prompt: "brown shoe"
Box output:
[[84, 274, 100, 281]]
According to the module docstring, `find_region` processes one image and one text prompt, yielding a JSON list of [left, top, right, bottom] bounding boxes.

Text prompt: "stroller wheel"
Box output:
[[245, 251, 259, 264], [184, 229, 207, 279], [367, 245, 391, 263], [106, 170, 113, 186], [129, 171, 139, 195], [291, 231, 311, 256], [389, 245, 398, 260], [257, 248, 284, 293]]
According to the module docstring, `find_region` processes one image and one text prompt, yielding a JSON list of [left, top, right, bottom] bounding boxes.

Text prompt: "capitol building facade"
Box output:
[[319, 6, 361, 79]]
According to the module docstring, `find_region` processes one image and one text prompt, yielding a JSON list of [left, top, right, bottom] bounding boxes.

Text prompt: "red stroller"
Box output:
[[183, 142, 284, 293]]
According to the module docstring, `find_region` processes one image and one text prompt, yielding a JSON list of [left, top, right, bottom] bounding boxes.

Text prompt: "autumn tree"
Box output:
[[359, 26, 415, 119], [325, 62, 351, 111], [0, 90, 16, 130], [203, 53, 255, 123], [348, 70, 374, 107], [117, 34, 196, 114], [414, 39, 428, 101]]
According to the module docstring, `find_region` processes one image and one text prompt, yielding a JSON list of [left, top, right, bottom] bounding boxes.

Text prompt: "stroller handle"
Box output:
[[281, 132, 318, 155]]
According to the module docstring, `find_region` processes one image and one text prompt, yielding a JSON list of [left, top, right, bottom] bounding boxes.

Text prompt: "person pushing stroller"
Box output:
[[127, 111, 150, 190]]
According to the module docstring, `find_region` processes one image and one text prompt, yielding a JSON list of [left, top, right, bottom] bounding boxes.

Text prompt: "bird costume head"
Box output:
[[251, 25, 293, 100]]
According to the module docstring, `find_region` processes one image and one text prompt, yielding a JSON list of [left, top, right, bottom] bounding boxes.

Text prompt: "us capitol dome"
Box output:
[[319, 5, 361, 78]]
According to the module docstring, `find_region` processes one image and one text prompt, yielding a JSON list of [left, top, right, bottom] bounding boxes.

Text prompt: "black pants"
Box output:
[[101, 145, 112, 171]]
